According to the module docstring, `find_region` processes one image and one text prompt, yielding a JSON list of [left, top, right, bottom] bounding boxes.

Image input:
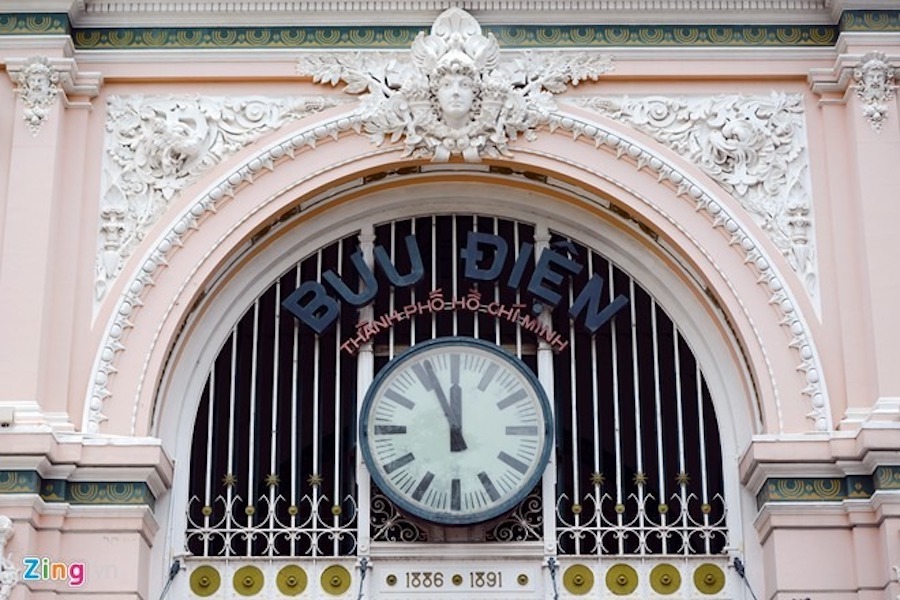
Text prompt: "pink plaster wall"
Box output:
[[0, 20, 898, 600]]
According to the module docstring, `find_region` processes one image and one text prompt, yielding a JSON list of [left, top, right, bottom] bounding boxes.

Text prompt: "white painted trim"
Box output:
[[69, 0, 835, 28], [149, 178, 756, 599]]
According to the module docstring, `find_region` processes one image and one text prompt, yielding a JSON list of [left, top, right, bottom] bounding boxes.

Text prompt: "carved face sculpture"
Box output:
[[436, 72, 476, 129]]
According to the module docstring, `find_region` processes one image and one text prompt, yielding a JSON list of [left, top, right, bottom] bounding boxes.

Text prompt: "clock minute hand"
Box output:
[[423, 360, 468, 452]]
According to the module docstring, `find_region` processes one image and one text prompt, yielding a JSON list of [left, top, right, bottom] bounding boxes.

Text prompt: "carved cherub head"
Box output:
[[432, 58, 480, 129]]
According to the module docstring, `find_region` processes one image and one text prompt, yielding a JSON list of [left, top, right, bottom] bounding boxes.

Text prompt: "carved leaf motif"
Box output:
[[96, 95, 345, 301], [572, 92, 817, 303], [296, 9, 613, 164]]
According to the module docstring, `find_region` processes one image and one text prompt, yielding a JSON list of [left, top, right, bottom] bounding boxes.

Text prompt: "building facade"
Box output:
[[0, 1, 899, 598]]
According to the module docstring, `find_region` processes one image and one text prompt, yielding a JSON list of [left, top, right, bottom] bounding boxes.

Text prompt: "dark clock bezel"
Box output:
[[359, 336, 554, 526]]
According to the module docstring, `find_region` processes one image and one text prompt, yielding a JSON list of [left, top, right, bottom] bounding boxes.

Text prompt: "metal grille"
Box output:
[[186, 237, 361, 558], [184, 214, 726, 558], [551, 234, 727, 556]]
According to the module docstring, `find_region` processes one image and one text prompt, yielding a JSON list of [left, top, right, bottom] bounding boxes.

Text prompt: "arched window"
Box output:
[[185, 214, 726, 560]]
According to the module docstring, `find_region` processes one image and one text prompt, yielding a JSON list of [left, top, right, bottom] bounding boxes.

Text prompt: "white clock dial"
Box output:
[[359, 337, 553, 525]]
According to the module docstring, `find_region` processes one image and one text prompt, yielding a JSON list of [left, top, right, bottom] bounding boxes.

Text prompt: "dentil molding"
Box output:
[[569, 93, 819, 305], [96, 94, 350, 302], [72, 0, 833, 27]]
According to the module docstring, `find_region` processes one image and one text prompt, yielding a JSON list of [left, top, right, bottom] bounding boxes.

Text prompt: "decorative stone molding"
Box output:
[[76, 0, 831, 26], [853, 51, 897, 132], [87, 8, 829, 435], [0, 472, 154, 506], [0, 516, 16, 600], [296, 8, 612, 163], [87, 113, 366, 434], [542, 112, 827, 430], [569, 93, 818, 304], [10, 56, 62, 135], [756, 466, 900, 508], [85, 114, 829, 435], [95, 94, 348, 301], [6, 55, 102, 136], [809, 50, 899, 132]]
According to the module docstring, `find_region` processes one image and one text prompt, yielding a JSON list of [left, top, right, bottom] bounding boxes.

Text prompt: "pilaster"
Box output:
[[0, 48, 101, 430], [809, 44, 900, 425]]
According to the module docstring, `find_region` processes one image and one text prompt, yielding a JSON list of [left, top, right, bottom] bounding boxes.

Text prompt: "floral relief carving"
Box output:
[[296, 7, 612, 163], [12, 56, 62, 136], [87, 7, 829, 434], [96, 94, 347, 300], [0, 516, 16, 600], [570, 93, 818, 303], [853, 51, 897, 132]]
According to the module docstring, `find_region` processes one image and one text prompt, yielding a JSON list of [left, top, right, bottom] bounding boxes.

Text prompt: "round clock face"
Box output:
[[359, 337, 553, 525]]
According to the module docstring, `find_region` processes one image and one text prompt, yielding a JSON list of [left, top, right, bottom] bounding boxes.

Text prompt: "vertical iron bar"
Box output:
[[588, 252, 602, 555], [494, 218, 502, 345], [246, 300, 260, 558], [268, 281, 282, 557], [608, 261, 624, 555], [650, 300, 668, 555], [203, 368, 215, 557], [628, 278, 645, 554], [696, 363, 711, 554], [311, 251, 323, 557], [451, 215, 457, 336], [290, 266, 301, 557], [673, 326, 689, 556], [566, 261, 581, 554], [225, 326, 238, 558], [332, 239, 344, 556]]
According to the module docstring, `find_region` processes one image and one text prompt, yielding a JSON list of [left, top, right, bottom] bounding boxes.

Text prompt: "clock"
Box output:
[[359, 337, 553, 525]]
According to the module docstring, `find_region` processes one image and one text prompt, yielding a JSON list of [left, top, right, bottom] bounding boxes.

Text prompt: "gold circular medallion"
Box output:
[[189, 565, 221, 597], [693, 563, 725, 595], [276, 565, 308, 596], [233, 565, 264, 596], [650, 564, 681, 595], [321, 564, 352, 596], [606, 564, 639, 595], [563, 564, 595, 595]]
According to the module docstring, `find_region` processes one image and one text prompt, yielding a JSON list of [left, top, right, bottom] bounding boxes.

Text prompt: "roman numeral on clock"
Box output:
[[374, 425, 407, 434], [412, 471, 435, 502], [383, 452, 415, 474], [498, 451, 529, 475], [478, 471, 500, 502]]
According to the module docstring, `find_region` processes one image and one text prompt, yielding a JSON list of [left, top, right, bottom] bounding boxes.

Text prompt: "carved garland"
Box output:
[[96, 94, 349, 302], [568, 93, 818, 304], [84, 110, 828, 435], [86, 8, 828, 433]]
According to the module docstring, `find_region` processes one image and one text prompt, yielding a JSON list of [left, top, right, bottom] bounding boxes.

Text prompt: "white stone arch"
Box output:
[[84, 108, 829, 440], [145, 175, 764, 598], [83, 107, 823, 600]]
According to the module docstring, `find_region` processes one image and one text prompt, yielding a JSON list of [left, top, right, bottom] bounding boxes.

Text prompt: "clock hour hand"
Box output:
[[423, 360, 467, 452]]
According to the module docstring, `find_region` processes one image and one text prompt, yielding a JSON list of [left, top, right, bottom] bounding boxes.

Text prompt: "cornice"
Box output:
[[73, 1, 836, 28], [3, 3, 898, 50]]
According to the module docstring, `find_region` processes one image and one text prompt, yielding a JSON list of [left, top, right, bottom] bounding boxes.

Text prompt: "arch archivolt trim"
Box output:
[[512, 146, 778, 432], [83, 108, 830, 436]]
